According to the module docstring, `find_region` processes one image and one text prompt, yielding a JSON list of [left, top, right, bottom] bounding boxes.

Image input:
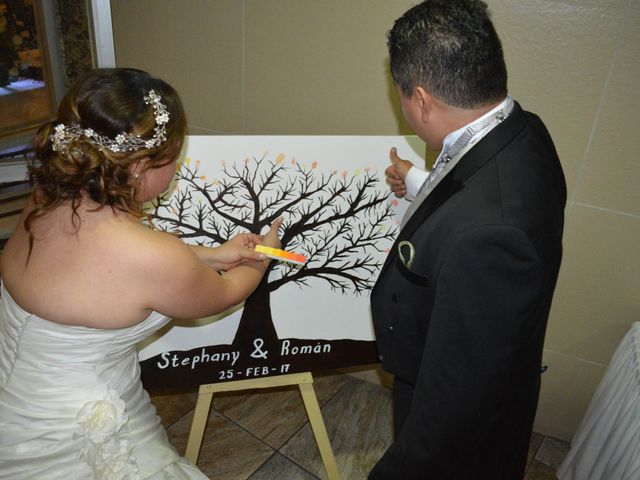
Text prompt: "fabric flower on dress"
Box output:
[[77, 388, 127, 443], [75, 386, 141, 479]]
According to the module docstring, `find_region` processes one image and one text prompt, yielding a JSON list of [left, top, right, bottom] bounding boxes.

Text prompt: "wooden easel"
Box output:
[[185, 372, 341, 480]]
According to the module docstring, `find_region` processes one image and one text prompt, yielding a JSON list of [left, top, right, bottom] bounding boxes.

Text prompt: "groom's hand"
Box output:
[[385, 147, 413, 198]]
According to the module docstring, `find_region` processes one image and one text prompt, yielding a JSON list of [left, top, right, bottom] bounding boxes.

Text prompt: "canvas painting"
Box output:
[[138, 135, 426, 390]]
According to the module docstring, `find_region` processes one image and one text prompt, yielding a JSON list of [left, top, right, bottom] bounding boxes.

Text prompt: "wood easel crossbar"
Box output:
[[185, 371, 341, 480]]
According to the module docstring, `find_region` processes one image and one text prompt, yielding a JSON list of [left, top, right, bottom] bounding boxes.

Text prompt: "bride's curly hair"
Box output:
[[25, 68, 187, 253]]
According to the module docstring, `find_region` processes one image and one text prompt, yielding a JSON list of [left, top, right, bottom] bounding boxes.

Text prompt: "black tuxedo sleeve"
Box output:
[[369, 225, 543, 479]]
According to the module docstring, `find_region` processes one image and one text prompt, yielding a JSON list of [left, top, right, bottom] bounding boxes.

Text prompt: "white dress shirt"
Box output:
[[404, 96, 513, 201]]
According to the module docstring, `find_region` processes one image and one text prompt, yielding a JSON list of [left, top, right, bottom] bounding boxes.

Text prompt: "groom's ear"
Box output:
[[415, 86, 433, 124]]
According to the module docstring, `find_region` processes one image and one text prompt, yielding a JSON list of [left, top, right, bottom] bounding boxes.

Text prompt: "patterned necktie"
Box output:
[[400, 97, 514, 229]]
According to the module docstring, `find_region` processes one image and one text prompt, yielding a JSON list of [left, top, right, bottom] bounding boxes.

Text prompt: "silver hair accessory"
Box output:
[[50, 90, 170, 153]]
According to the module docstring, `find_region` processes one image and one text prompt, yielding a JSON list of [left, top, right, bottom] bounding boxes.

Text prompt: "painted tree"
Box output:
[[150, 152, 397, 353]]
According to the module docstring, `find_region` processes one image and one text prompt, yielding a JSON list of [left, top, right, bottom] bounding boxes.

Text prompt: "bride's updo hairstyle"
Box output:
[[26, 68, 186, 242]]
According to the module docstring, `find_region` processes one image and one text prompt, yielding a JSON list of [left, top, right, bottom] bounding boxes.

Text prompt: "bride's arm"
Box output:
[[139, 219, 282, 319], [188, 232, 267, 271]]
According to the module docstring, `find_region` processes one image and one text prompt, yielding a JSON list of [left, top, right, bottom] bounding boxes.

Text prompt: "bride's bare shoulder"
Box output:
[[116, 219, 190, 257], [112, 220, 199, 280]]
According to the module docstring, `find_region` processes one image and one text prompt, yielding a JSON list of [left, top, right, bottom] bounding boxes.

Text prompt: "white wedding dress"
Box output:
[[0, 282, 208, 479]]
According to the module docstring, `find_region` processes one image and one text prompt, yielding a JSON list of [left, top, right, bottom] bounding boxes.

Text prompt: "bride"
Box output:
[[0, 67, 281, 479]]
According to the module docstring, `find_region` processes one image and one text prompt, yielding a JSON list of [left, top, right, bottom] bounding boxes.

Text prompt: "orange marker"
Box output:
[[255, 245, 307, 266]]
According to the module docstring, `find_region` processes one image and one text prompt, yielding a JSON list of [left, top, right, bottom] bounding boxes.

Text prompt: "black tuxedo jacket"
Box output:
[[369, 103, 566, 480]]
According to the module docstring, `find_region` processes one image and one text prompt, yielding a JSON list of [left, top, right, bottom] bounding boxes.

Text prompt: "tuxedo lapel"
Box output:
[[379, 173, 462, 277], [452, 102, 527, 185], [377, 103, 528, 278]]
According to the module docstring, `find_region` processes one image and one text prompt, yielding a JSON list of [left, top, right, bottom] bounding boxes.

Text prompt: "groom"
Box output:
[[369, 1, 566, 478]]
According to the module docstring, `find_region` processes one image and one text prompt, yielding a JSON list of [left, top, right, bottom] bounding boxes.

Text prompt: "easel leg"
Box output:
[[185, 390, 214, 464], [299, 382, 341, 480], [182, 373, 340, 479]]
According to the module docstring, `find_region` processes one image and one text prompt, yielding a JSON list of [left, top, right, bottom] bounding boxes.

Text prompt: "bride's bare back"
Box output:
[[3, 200, 162, 328]]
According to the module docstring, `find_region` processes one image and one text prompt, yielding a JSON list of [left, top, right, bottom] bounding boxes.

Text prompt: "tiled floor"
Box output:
[[149, 370, 570, 479]]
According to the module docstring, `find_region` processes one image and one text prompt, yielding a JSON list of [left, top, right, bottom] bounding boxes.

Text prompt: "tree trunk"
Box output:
[[231, 275, 278, 348]]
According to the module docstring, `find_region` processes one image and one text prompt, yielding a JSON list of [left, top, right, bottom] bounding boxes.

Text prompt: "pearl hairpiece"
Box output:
[[50, 90, 170, 154]]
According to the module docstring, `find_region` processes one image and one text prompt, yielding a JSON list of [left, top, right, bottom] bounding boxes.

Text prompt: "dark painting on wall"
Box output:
[[0, 0, 55, 136]]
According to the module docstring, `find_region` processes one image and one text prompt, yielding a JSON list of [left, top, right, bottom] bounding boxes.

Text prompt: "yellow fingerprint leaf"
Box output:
[[275, 153, 285, 164]]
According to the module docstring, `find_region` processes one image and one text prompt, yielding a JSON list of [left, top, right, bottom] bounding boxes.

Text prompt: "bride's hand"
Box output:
[[191, 233, 261, 271], [261, 217, 284, 250], [194, 218, 284, 271]]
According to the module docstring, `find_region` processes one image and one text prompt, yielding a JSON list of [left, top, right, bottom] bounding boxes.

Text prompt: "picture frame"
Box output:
[[0, 0, 56, 138]]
